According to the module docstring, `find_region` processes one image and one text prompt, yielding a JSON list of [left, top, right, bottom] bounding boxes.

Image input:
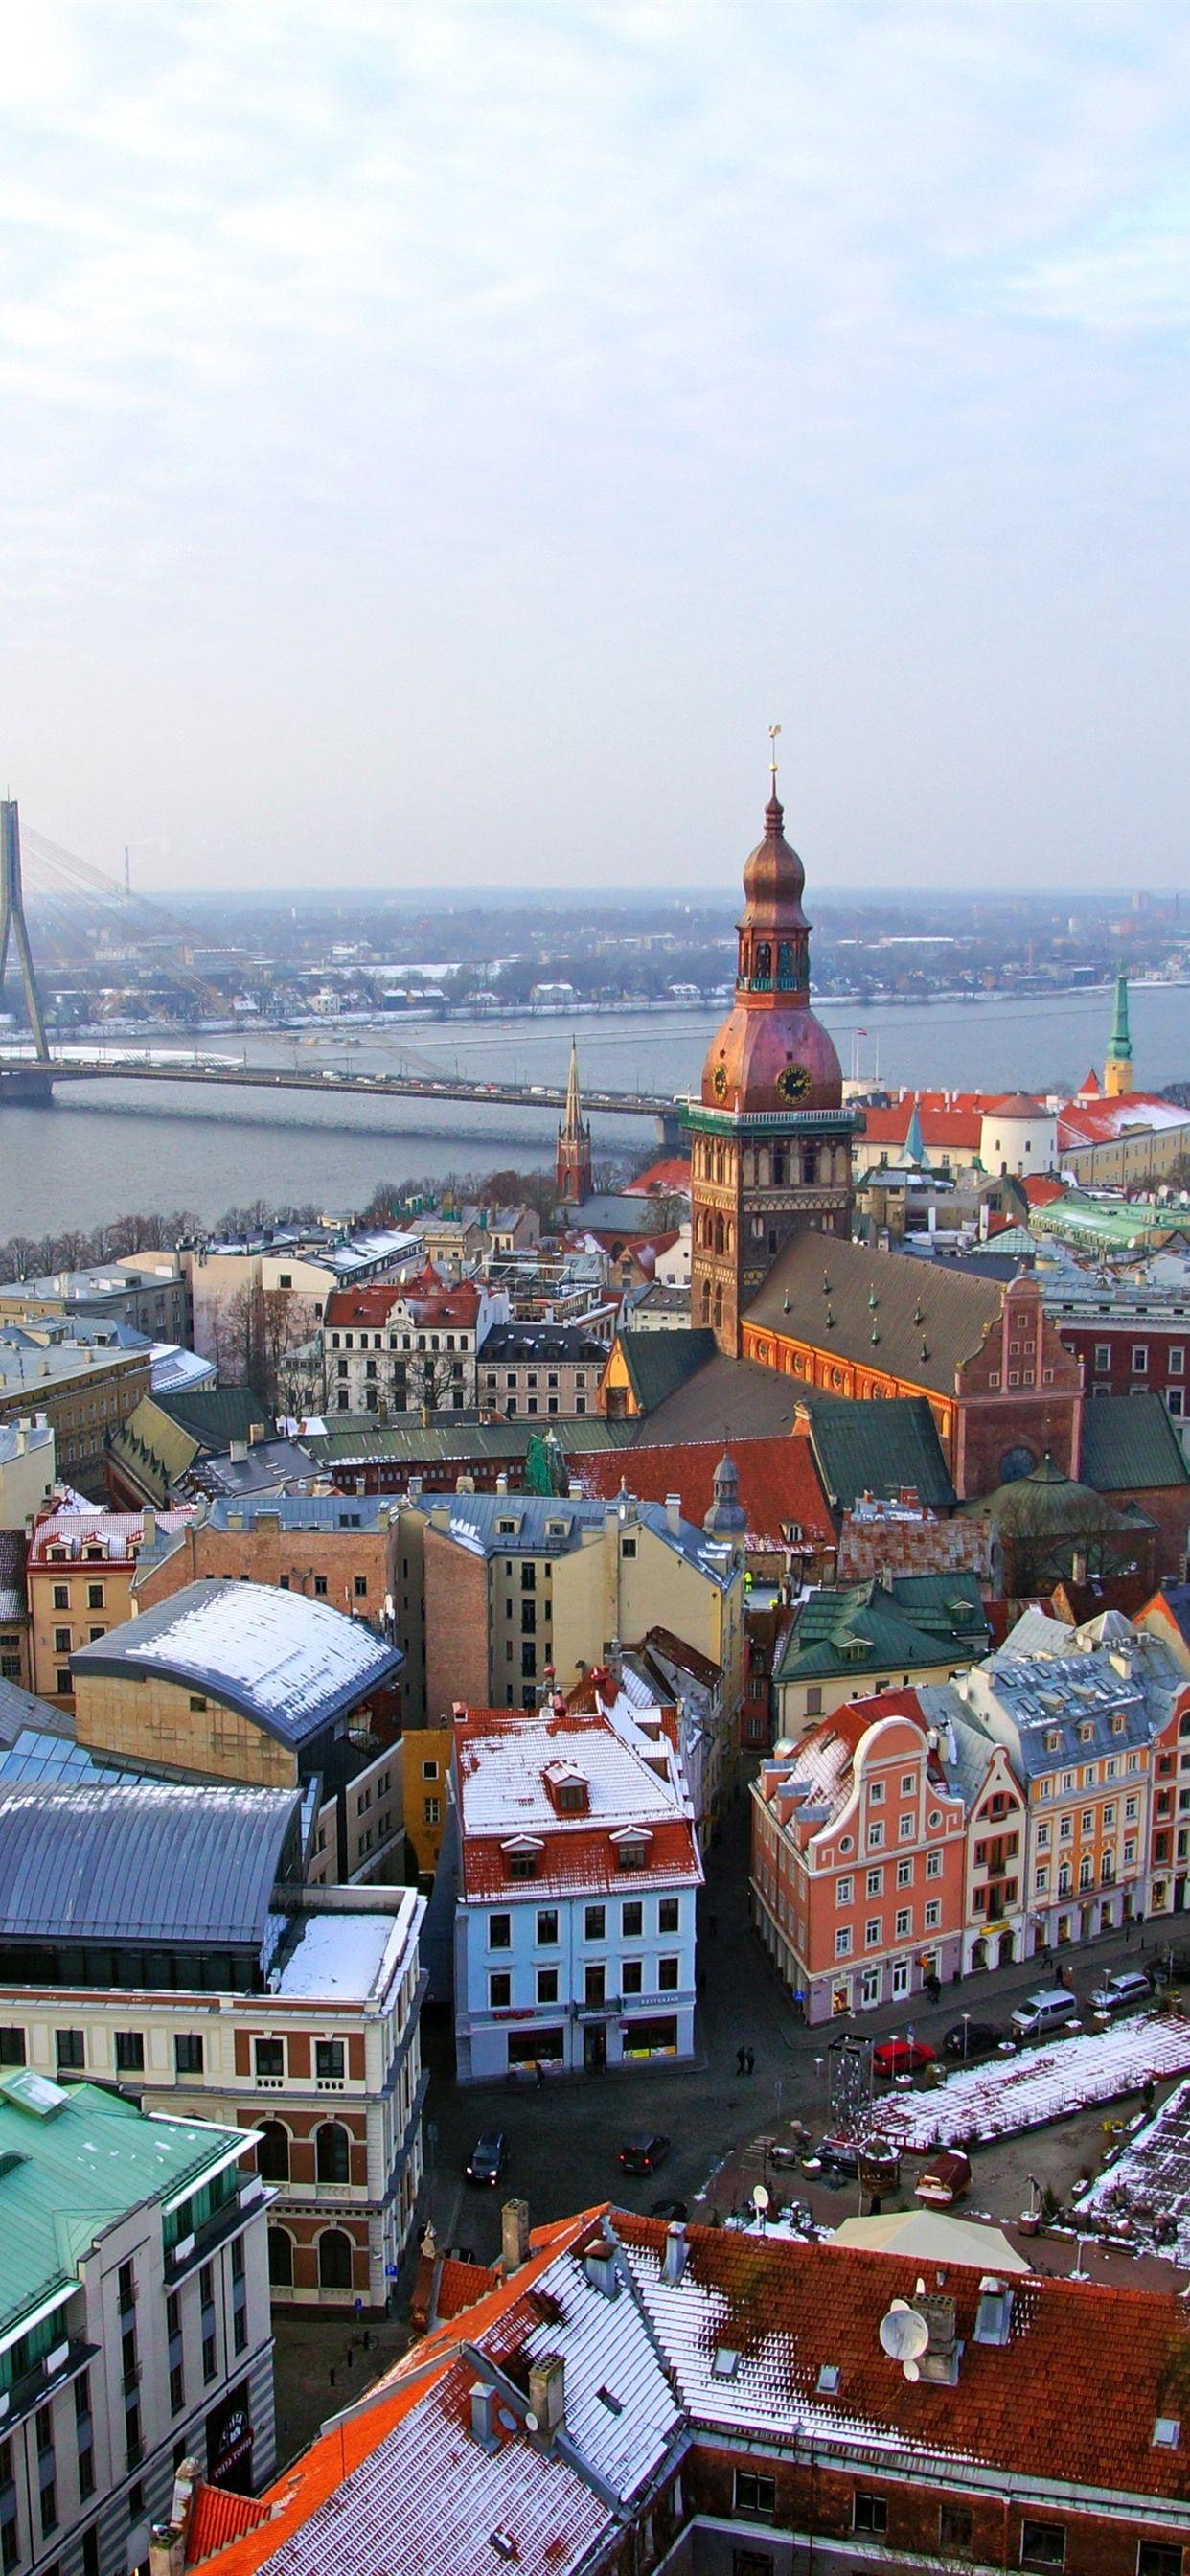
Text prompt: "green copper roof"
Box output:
[[774, 1574, 988, 1686], [0, 2074, 249, 2349], [1109, 968, 1133, 1061]]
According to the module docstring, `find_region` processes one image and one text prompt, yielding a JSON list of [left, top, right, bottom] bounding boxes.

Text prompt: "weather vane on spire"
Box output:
[[768, 724, 781, 794]]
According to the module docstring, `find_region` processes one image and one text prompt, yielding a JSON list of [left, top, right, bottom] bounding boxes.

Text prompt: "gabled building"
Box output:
[[744, 1238, 1084, 1501], [772, 1572, 989, 1736], [322, 1266, 507, 1415], [450, 1693, 701, 2079], [751, 1694, 968, 2021]]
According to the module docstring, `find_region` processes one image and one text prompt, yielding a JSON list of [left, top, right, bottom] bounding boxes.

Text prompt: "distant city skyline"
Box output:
[[2, 4, 1188, 894]]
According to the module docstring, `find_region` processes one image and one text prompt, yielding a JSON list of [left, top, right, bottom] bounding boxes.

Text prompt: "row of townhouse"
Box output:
[[751, 1606, 1190, 2023]]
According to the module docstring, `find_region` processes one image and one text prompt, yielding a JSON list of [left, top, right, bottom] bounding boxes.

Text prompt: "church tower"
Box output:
[[1103, 969, 1133, 1098], [556, 1037, 593, 1205], [684, 756, 860, 1355]]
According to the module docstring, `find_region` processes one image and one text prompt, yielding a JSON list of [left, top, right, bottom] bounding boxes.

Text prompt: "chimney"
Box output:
[[567, 1478, 582, 1500], [469, 2381, 497, 2449], [528, 2354, 565, 2437], [141, 1507, 156, 1549], [1071, 1549, 1087, 1586], [148, 2458, 195, 2576], [665, 1492, 681, 1536], [249, 1421, 265, 1445], [496, 1473, 509, 1497], [662, 2221, 688, 2285], [501, 2197, 530, 2275], [228, 1441, 248, 1464]]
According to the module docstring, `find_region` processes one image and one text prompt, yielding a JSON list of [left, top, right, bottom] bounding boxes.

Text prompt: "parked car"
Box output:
[[465, 2130, 507, 2186], [649, 2196, 688, 2220], [872, 2036, 936, 2080], [942, 2019, 1005, 2061], [915, 2149, 972, 2207], [619, 2132, 672, 2175], [1009, 1988, 1080, 2042], [1089, 1968, 1154, 2014], [807, 2133, 901, 2185]]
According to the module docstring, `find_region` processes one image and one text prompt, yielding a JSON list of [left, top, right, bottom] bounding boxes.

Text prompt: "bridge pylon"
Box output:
[[0, 801, 50, 1062]]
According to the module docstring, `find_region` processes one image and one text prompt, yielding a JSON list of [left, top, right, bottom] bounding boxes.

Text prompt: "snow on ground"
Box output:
[[1076, 2076, 1190, 2265], [872, 2015, 1190, 2151]]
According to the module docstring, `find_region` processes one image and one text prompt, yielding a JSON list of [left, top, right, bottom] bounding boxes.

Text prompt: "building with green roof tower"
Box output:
[[0, 2073, 272, 2576], [1104, 967, 1133, 1097]]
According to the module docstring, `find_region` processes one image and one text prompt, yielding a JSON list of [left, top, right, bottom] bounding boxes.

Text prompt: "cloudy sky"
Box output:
[[2, 3, 1187, 895]]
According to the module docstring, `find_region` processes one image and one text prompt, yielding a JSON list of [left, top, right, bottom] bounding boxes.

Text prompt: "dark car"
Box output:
[[942, 2018, 1005, 2061], [465, 2130, 507, 2186], [649, 2196, 688, 2220], [872, 2036, 936, 2080], [619, 2131, 672, 2175]]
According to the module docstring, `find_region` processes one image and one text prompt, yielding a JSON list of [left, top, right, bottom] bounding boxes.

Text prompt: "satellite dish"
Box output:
[[879, 2304, 929, 2363], [903, 2358, 922, 2383], [752, 2184, 770, 2213], [524, 2410, 539, 2433]]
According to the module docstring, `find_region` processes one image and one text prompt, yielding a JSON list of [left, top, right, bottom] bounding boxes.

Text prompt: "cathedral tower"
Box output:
[[684, 761, 859, 1354], [556, 1037, 593, 1205], [1103, 969, 1133, 1098]]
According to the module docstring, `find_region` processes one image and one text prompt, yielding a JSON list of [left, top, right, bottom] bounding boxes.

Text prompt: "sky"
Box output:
[[1, 2, 1188, 896]]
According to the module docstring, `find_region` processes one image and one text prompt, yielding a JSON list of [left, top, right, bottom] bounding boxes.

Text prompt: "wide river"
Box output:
[[2, 983, 1186, 1239]]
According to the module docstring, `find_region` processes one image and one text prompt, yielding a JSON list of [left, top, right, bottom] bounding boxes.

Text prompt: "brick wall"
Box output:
[[423, 1528, 489, 1717]]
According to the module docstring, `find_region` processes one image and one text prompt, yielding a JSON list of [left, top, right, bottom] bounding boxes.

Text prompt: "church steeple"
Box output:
[[1103, 969, 1133, 1098], [556, 1036, 593, 1205]]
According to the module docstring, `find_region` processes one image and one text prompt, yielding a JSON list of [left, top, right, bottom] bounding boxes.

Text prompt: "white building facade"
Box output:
[[450, 1695, 701, 2082]]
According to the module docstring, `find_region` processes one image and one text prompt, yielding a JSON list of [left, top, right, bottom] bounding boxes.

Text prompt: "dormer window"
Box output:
[[501, 1834, 544, 1883], [611, 1828, 652, 1873]]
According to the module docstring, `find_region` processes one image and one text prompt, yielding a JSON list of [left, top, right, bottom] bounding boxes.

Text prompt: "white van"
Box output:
[[1010, 1988, 1080, 2041]]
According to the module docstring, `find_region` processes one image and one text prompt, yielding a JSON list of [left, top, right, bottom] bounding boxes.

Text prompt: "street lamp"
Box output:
[[961, 2010, 972, 2063]]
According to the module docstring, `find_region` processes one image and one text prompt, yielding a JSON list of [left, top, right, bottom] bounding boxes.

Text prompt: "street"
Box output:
[[420, 1782, 1171, 2266]]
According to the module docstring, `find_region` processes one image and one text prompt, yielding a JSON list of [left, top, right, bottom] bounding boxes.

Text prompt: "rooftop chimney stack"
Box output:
[[665, 1492, 682, 1536], [528, 2354, 565, 2438], [501, 2197, 531, 2276], [662, 2221, 688, 2285]]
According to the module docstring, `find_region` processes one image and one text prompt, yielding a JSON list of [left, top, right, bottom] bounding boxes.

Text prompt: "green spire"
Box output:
[[1109, 967, 1133, 1062]]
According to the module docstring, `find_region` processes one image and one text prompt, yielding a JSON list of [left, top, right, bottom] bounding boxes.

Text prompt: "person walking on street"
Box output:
[[745, 2047, 755, 2075], [736, 2046, 747, 2076]]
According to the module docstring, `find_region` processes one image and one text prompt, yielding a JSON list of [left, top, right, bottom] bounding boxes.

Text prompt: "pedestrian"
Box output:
[[536, 2059, 545, 2089], [745, 2047, 755, 2075], [736, 2045, 746, 2076]]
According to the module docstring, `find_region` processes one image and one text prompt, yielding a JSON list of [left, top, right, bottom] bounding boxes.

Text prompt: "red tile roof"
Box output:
[[1023, 1173, 1066, 1207], [324, 1269, 481, 1330], [578, 1437, 835, 1549], [859, 1099, 983, 1151], [187, 2485, 274, 2565], [624, 1158, 693, 1198]]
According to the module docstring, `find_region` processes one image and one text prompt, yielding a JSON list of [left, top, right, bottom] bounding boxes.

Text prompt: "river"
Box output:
[[1, 983, 1186, 1239]]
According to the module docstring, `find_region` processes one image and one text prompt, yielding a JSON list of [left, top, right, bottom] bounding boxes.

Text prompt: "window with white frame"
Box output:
[[868, 1822, 884, 1850], [924, 1899, 941, 1929], [895, 1907, 910, 1937], [835, 1926, 853, 1958]]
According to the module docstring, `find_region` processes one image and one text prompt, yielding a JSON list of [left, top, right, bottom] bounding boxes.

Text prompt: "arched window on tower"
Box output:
[[713, 1284, 723, 1332], [714, 1148, 724, 1184], [803, 1144, 818, 1184], [777, 941, 794, 986], [713, 1214, 725, 1255], [738, 936, 749, 983], [772, 1149, 786, 1187], [700, 1280, 711, 1324], [755, 941, 772, 985]]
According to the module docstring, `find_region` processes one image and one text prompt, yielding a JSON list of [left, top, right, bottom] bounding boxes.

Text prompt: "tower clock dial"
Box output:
[[776, 1061, 812, 1101], [712, 1062, 728, 1100]]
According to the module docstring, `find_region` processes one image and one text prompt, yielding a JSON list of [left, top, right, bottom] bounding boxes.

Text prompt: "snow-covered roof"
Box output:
[[273, 1894, 423, 2006], [455, 1704, 701, 1902], [70, 1579, 403, 1745], [875, 2014, 1190, 2151]]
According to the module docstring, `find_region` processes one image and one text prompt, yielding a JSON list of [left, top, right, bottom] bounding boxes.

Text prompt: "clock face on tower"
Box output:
[[776, 1061, 812, 1102], [712, 1063, 728, 1100]]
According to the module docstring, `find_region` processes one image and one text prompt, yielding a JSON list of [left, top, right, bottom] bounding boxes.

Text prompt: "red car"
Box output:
[[872, 2036, 936, 2080]]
